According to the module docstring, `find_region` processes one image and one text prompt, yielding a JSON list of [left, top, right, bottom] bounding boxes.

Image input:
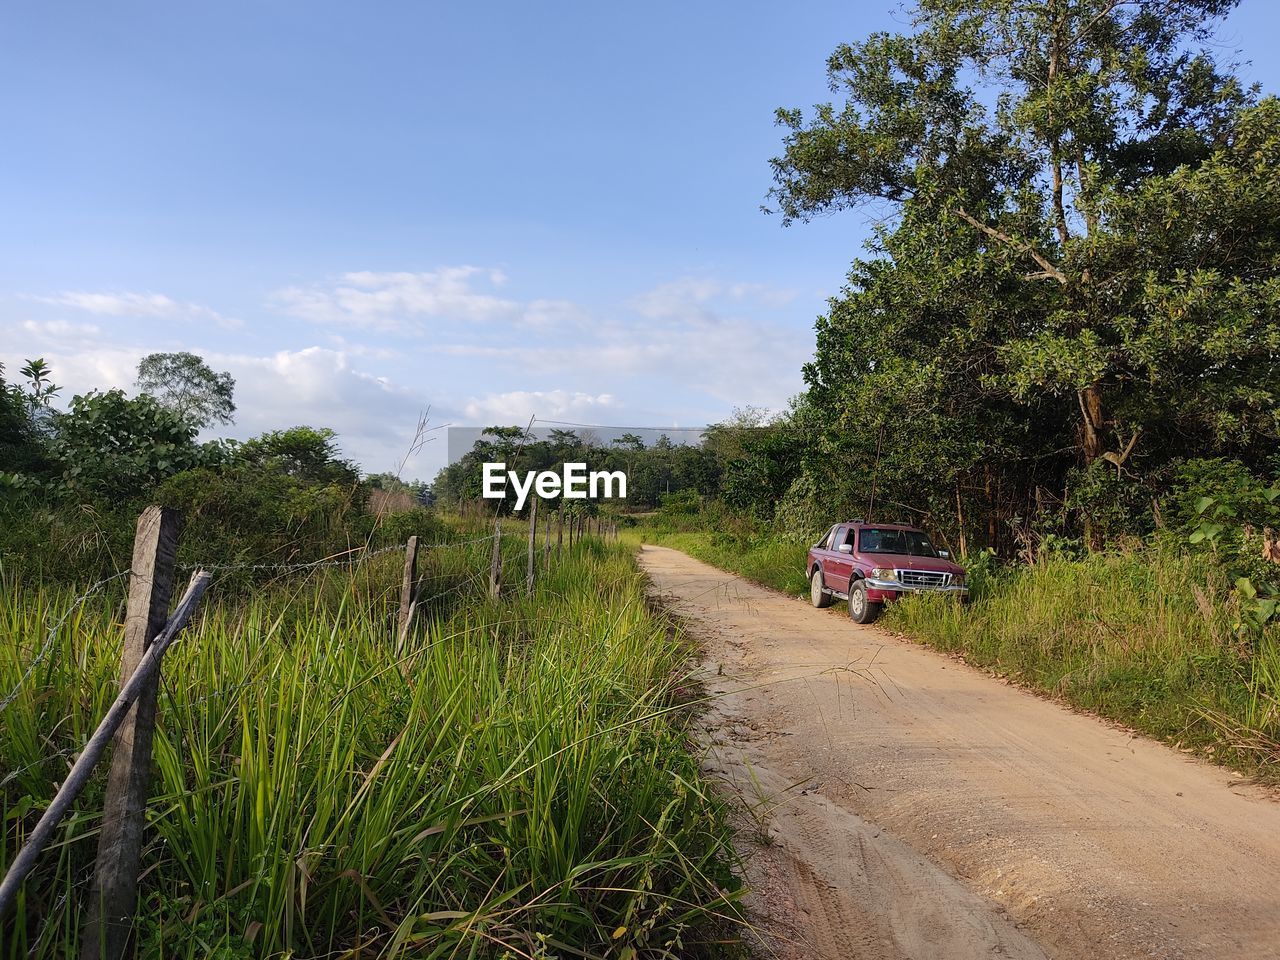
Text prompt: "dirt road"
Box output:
[[638, 545, 1280, 960]]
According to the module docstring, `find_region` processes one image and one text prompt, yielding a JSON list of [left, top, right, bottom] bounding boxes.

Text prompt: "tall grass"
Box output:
[[1, 532, 741, 958]]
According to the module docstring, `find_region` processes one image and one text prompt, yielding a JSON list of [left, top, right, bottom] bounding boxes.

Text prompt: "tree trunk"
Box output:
[[1078, 383, 1106, 551], [954, 477, 968, 559], [1078, 384, 1105, 464]]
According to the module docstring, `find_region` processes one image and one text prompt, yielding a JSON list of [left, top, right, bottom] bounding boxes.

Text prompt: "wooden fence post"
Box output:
[[556, 509, 564, 555], [489, 520, 502, 599], [81, 506, 179, 960], [526, 497, 538, 592], [397, 536, 419, 651]]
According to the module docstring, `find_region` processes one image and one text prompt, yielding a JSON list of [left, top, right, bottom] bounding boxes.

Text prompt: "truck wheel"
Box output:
[[810, 568, 832, 608], [847, 581, 881, 624]]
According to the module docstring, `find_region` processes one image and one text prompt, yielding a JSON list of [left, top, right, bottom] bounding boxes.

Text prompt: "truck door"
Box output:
[[826, 524, 855, 593]]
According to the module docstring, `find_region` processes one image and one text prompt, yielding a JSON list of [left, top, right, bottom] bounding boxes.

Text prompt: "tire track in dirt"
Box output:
[[639, 544, 1280, 960]]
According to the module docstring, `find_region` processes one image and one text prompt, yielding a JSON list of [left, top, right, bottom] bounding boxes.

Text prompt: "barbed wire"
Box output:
[[2, 533, 504, 714], [0, 748, 77, 790], [0, 569, 131, 715], [175, 533, 498, 574], [176, 542, 404, 574]]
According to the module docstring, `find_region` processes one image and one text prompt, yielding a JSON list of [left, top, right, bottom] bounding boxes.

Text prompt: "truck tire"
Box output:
[[810, 568, 833, 608], [847, 580, 881, 624]]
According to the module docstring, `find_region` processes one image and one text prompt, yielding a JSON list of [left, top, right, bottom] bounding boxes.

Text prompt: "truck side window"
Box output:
[[820, 526, 837, 550], [844, 527, 858, 548]]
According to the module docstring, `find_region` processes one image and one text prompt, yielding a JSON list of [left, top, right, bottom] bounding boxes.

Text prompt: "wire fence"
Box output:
[[0, 568, 132, 715], [1, 534, 501, 715], [0, 509, 615, 943]]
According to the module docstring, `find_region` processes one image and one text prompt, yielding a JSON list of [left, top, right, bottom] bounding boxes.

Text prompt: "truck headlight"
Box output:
[[871, 567, 896, 581]]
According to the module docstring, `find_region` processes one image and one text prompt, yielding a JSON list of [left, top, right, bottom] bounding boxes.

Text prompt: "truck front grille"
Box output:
[[897, 569, 951, 588]]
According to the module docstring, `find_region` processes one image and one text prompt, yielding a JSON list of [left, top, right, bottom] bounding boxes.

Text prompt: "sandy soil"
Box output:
[[637, 545, 1280, 960]]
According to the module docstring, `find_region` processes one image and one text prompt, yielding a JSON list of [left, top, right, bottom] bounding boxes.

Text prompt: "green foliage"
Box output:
[[135, 351, 236, 429], [51, 389, 220, 500], [1188, 483, 1280, 635], [1164, 458, 1278, 531], [1063, 461, 1153, 544], [0, 360, 57, 482], [235, 426, 359, 486]]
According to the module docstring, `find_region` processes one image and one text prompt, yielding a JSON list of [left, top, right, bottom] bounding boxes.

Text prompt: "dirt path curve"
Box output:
[[638, 545, 1280, 960]]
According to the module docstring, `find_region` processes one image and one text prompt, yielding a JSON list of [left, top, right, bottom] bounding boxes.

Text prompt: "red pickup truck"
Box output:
[[807, 520, 967, 623]]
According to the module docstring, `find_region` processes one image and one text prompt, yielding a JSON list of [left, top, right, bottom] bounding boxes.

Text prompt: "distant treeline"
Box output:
[[0, 354, 433, 583]]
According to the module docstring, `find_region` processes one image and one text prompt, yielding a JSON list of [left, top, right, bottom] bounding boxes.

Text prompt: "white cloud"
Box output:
[[431, 276, 812, 410], [462, 390, 616, 424], [208, 346, 442, 476], [20, 319, 101, 337], [630, 278, 798, 322], [273, 267, 521, 331], [33, 290, 240, 329]]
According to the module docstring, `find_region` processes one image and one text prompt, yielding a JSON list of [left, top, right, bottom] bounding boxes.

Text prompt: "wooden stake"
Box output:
[[489, 520, 502, 599], [556, 509, 564, 555], [81, 506, 179, 960], [2, 571, 209, 929], [526, 497, 538, 592], [397, 536, 419, 651]]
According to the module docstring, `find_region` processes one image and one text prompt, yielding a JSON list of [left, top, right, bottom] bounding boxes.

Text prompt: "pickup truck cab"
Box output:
[[807, 520, 967, 623]]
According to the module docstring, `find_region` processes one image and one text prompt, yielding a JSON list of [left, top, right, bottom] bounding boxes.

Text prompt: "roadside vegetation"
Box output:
[[2, 525, 742, 958]]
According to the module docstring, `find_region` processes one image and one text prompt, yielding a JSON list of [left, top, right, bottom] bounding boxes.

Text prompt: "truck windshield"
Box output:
[[858, 528, 938, 557]]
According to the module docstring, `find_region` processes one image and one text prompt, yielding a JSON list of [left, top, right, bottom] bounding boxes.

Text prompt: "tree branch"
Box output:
[[955, 208, 1068, 285]]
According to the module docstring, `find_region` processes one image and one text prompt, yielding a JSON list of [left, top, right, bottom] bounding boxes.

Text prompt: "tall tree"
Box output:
[[770, 0, 1279, 545], [136, 351, 236, 428], [770, 0, 1258, 471]]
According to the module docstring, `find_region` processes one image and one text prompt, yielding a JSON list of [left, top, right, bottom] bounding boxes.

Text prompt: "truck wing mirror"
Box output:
[[837, 544, 853, 554]]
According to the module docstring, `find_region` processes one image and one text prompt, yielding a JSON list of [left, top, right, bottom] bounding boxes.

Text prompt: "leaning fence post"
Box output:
[[489, 520, 502, 599], [526, 497, 538, 592], [556, 509, 564, 554], [81, 506, 179, 960], [397, 536, 419, 650]]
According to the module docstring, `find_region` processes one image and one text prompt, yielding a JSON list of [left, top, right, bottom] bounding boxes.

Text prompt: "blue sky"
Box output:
[[3, 1, 1277, 479]]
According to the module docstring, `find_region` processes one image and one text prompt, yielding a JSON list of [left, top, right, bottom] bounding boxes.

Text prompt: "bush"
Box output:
[[52, 390, 220, 500], [1164, 458, 1278, 532]]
